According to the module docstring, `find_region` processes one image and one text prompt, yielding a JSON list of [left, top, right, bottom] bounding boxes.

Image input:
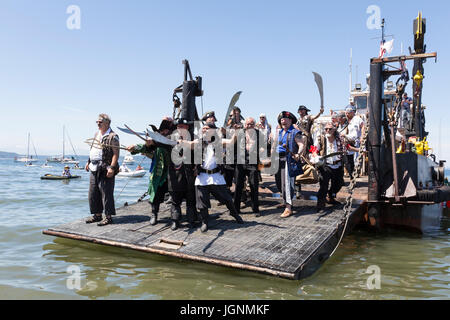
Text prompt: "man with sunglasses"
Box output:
[[314, 122, 345, 212], [85, 114, 120, 226]]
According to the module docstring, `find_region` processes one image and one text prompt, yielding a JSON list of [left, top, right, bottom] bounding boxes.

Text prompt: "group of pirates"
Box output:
[[124, 104, 364, 233]]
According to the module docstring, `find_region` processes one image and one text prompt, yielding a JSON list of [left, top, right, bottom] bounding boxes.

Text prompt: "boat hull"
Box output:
[[41, 175, 81, 180], [117, 170, 146, 178]]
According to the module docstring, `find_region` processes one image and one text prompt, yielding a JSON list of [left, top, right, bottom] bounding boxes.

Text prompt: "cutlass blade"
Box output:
[[223, 91, 242, 128], [312, 72, 324, 108]]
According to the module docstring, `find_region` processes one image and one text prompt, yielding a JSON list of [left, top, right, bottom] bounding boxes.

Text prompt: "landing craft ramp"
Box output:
[[43, 179, 366, 280]]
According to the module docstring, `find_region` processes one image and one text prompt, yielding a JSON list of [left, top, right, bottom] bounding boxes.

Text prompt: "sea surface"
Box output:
[[0, 157, 448, 300]]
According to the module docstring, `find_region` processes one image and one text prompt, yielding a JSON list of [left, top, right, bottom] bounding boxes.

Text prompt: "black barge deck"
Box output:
[[43, 177, 367, 280]]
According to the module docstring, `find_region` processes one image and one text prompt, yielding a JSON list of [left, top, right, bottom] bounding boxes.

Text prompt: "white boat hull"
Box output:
[[117, 170, 146, 178], [16, 158, 38, 163]]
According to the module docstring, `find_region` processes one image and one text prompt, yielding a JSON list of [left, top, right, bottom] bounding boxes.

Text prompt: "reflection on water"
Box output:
[[0, 158, 449, 299]]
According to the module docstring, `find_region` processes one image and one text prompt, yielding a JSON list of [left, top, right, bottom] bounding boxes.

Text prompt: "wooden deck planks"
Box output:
[[44, 194, 361, 279]]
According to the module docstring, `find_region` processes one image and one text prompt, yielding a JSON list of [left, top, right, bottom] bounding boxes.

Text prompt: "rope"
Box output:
[[201, 95, 204, 116], [115, 154, 148, 205], [330, 111, 370, 257]]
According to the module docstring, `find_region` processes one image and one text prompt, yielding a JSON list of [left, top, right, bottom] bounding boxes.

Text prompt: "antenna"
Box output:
[[349, 48, 353, 94], [439, 118, 442, 157]]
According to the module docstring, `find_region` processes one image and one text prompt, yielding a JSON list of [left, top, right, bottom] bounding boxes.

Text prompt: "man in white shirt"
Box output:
[[181, 123, 243, 232], [342, 106, 364, 177], [85, 113, 120, 226]]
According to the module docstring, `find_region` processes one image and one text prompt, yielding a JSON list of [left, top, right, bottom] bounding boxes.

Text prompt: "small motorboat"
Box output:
[[41, 162, 53, 168], [117, 170, 146, 178], [41, 174, 81, 180], [25, 163, 38, 167], [123, 154, 135, 164]]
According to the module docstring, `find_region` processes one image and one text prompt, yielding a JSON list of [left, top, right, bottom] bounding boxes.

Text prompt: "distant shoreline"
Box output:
[[0, 151, 19, 158]]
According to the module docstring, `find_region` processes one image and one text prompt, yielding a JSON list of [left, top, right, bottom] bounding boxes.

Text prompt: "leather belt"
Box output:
[[199, 167, 221, 174]]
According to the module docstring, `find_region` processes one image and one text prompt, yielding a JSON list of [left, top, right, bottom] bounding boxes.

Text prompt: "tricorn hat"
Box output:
[[201, 111, 217, 122], [298, 105, 311, 112], [277, 111, 297, 125], [149, 117, 175, 133]]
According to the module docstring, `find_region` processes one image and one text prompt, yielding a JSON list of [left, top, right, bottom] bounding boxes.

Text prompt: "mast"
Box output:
[[27, 132, 30, 160], [31, 135, 38, 159], [349, 48, 353, 94], [62, 125, 65, 159], [412, 12, 426, 140], [65, 128, 78, 159]]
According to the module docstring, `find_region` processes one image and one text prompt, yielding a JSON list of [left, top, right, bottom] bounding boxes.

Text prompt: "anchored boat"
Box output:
[[40, 174, 81, 180], [15, 133, 39, 163], [47, 126, 80, 164]]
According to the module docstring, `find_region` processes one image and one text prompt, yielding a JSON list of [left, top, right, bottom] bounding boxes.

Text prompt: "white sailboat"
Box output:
[[15, 133, 39, 163], [46, 126, 80, 164]]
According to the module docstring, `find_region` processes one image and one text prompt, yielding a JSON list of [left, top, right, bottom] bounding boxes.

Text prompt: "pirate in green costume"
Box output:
[[127, 118, 173, 225]]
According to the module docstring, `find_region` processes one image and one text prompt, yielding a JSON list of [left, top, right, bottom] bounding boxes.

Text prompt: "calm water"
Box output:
[[0, 157, 448, 300]]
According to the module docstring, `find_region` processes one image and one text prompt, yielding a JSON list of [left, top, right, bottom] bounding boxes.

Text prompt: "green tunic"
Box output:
[[132, 144, 170, 202]]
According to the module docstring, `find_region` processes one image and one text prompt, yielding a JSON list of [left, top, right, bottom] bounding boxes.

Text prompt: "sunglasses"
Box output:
[[325, 128, 334, 131], [96, 120, 104, 124]]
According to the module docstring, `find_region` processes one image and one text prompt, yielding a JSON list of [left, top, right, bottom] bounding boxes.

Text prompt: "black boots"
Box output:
[[199, 209, 209, 233], [171, 220, 179, 231], [150, 213, 157, 226], [231, 213, 244, 224], [200, 221, 208, 233], [316, 199, 326, 213], [150, 203, 160, 225]]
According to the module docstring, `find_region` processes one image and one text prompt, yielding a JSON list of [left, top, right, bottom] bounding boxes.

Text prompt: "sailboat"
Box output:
[[15, 133, 39, 163], [46, 126, 80, 164]]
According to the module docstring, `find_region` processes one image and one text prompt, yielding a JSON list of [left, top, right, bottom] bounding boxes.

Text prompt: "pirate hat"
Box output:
[[149, 117, 175, 133], [277, 111, 297, 125], [298, 105, 311, 113], [201, 111, 217, 122]]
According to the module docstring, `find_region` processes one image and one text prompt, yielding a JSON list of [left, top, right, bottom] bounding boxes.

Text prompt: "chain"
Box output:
[[394, 83, 405, 130], [115, 155, 147, 205], [330, 111, 369, 257]]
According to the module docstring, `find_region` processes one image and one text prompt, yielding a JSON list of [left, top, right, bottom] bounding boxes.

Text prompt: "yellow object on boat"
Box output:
[[413, 70, 423, 88], [413, 137, 431, 155]]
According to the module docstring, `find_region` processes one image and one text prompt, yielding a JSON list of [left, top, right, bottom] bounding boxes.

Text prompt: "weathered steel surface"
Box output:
[[43, 184, 362, 279]]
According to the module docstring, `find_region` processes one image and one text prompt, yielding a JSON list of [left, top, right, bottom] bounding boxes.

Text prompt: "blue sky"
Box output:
[[1, 0, 449, 160]]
